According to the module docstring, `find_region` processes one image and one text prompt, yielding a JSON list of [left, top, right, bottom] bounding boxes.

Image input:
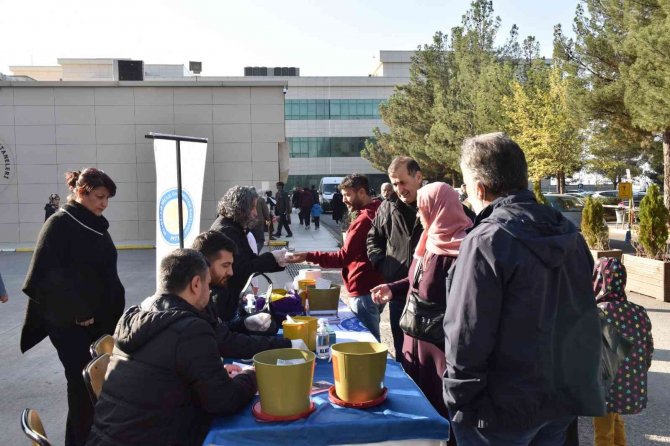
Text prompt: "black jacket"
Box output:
[[443, 190, 606, 430], [209, 216, 283, 312], [367, 197, 423, 284], [274, 190, 290, 216], [86, 293, 257, 446], [21, 202, 125, 352], [203, 296, 290, 359]]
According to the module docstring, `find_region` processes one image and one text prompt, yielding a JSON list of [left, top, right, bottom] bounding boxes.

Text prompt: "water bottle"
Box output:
[[316, 318, 330, 360]]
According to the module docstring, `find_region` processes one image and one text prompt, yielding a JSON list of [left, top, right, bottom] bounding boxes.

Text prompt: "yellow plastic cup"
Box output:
[[253, 348, 316, 416], [292, 316, 318, 351], [331, 342, 388, 403], [282, 319, 309, 347], [298, 279, 316, 291]]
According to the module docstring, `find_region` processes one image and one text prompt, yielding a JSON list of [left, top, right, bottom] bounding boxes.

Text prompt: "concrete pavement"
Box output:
[[0, 216, 669, 445]]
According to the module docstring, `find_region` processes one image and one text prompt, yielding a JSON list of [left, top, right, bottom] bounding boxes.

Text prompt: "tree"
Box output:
[[504, 66, 583, 193], [363, 0, 526, 183], [585, 124, 643, 187], [581, 197, 610, 250], [621, 0, 670, 208], [636, 184, 669, 259]]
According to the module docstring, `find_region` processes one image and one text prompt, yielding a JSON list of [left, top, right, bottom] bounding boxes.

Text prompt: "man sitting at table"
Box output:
[[86, 249, 257, 446], [192, 230, 306, 358], [286, 174, 385, 341]]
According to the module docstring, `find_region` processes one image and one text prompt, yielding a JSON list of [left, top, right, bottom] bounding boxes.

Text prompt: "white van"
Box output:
[[318, 177, 344, 212]]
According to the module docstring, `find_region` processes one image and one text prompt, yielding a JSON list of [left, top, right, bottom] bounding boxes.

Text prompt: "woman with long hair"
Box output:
[[21, 168, 125, 446]]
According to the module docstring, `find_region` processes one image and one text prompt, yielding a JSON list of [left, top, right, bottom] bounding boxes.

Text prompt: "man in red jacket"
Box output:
[[287, 174, 384, 340]]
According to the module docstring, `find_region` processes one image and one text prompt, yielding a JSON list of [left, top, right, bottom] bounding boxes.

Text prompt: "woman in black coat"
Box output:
[[21, 168, 125, 446], [210, 186, 285, 323], [44, 193, 60, 221]]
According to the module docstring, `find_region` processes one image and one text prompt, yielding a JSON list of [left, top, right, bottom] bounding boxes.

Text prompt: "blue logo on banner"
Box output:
[[159, 188, 194, 245]]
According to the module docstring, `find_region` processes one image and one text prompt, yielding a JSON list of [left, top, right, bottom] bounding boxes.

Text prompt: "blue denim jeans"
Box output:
[[451, 416, 575, 446], [349, 294, 381, 341]]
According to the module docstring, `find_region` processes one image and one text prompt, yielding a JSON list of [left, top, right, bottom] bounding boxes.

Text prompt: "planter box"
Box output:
[[590, 249, 623, 261], [621, 253, 670, 302]]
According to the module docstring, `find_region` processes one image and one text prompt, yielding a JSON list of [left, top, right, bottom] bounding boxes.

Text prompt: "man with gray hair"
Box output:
[[380, 182, 395, 200], [443, 133, 605, 445]]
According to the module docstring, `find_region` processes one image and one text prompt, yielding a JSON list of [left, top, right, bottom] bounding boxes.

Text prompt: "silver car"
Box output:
[[544, 194, 584, 229]]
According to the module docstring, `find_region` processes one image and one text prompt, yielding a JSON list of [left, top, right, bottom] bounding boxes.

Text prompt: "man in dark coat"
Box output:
[[367, 156, 424, 360], [210, 186, 285, 321], [192, 230, 301, 359], [331, 190, 345, 224], [273, 182, 293, 238], [299, 187, 314, 229], [443, 133, 605, 444], [86, 249, 257, 446], [292, 187, 303, 225]]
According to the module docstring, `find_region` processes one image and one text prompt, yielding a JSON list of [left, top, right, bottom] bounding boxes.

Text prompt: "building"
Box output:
[[0, 52, 411, 245]]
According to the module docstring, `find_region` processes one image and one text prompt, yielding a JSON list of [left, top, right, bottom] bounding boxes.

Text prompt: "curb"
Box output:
[[1, 244, 156, 253]]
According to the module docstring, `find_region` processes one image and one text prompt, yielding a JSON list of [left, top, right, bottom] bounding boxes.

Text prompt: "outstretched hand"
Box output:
[[371, 284, 392, 304], [285, 252, 308, 263]]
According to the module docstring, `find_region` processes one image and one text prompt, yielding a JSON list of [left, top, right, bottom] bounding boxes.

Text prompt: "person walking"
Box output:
[[292, 187, 303, 225], [443, 133, 605, 445], [44, 193, 60, 221], [286, 174, 384, 340], [250, 190, 271, 253], [299, 186, 314, 229], [367, 156, 424, 361], [21, 168, 125, 446], [273, 182, 293, 238], [592, 257, 654, 446], [265, 190, 276, 239], [372, 182, 471, 427], [331, 190, 344, 224]]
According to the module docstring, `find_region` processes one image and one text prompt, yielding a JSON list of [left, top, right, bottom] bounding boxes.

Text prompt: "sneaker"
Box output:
[[272, 233, 281, 237], [269, 236, 277, 240], [286, 233, 293, 238]]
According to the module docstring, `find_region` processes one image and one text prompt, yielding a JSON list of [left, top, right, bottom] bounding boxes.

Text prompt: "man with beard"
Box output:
[[286, 174, 384, 341], [192, 231, 305, 359]]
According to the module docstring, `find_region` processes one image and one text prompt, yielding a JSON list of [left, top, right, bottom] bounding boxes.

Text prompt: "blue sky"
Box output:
[[1, 0, 578, 76]]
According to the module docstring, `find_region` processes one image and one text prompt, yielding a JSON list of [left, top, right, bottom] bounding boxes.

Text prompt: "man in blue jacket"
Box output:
[[443, 133, 605, 445]]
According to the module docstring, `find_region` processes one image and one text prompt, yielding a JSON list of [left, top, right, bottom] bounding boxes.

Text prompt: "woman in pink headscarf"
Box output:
[[372, 182, 471, 421]]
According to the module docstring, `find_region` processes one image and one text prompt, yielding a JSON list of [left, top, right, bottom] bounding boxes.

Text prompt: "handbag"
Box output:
[[237, 273, 278, 336], [399, 260, 445, 344]]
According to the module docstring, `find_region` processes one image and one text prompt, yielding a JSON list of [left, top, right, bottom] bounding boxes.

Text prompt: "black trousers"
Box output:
[[312, 216, 320, 228], [47, 324, 98, 446], [274, 214, 292, 236], [389, 299, 405, 362]]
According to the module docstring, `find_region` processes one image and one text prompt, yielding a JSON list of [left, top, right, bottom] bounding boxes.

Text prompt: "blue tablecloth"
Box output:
[[204, 304, 449, 445]]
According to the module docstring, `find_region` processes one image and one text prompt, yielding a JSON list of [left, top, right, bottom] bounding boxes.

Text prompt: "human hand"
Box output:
[[244, 313, 272, 331], [271, 248, 288, 267], [224, 364, 243, 378], [0, 294, 8, 303], [285, 252, 308, 263], [76, 317, 95, 326], [371, 284, 392, 304], [290, 339, 308, 350]]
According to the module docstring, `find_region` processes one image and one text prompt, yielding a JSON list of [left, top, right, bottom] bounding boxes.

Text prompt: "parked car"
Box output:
[[545, 194, 584, 229]]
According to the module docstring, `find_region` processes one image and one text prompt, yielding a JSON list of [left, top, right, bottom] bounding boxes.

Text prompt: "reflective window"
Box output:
[[288, 137, 372, 158], [285, 99, 384, 120]]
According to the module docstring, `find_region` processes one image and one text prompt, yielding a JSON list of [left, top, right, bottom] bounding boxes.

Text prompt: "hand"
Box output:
[[244, 313, 272, 331], [290, 339, 308, 350], [271, 248, 288, 267], [371, 284, 392, 304], [76, 317, 95, 326], [0, 294, 8, 303], [285, 252, 308, 263], [224, 364, 243, 378]]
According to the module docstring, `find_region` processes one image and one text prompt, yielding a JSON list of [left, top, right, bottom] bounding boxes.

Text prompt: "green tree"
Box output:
[[504, 66, 583, 193], [621, 0, 670, 208], [581, 197, 610, 250], [636, 184, 669, 259], [362, 0, 526, 183]]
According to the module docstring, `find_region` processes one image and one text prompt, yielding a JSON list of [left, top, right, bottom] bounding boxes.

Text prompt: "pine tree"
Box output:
[[637, 184, 669, 259], [581, 197, 610, 250]]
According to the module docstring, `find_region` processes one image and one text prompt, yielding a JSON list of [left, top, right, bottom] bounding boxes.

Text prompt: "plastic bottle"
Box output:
[[244, 294, 256, 314], [304, 297, 310, 316], [316, 318, 330, 360]]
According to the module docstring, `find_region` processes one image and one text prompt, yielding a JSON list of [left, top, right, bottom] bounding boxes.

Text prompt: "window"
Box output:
[[288, 137, 373, 158], [285, 99, 384, 120]]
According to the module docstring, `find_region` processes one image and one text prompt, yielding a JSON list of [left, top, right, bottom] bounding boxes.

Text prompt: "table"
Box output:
[[203, 305, 450, 446]]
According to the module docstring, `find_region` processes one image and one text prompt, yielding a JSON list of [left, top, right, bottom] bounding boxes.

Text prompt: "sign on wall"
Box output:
[[148, 133, 208, 285], [0, 140, 16, 192]]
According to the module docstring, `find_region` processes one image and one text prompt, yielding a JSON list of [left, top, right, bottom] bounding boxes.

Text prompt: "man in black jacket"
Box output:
[[367, 156, 424, 360], [87, 249, 257, 446], [443, 133, 605, 445], [273, 182, 293, 237], [192, 230, 304, 359]]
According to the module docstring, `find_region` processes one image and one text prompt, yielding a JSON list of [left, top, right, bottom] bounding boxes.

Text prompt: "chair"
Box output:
[[20, 409, 52, 446], [83, 353, 111, 404], [90, 334, 114, 358]]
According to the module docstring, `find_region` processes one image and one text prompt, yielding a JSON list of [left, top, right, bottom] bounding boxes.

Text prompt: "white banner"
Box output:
[[153, 138, 208, 283]]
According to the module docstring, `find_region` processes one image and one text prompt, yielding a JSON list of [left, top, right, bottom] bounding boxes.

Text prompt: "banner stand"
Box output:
[[146, 132, 208, 283]]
